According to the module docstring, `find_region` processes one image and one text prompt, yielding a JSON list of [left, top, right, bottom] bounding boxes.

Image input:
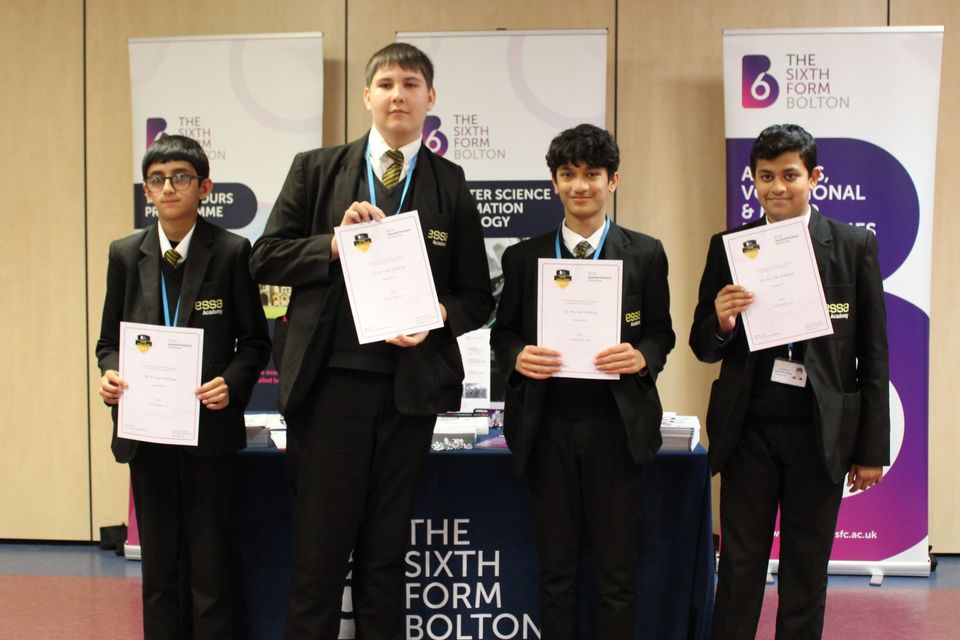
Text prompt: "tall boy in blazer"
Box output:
[[689, 124, 889, 639], [491, 124, 675, 640], [97, 134, 271, 639], [249, 43, 492, 639]]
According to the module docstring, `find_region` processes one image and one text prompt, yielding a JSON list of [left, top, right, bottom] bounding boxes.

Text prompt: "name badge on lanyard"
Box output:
[[771, 342, 807, 387]]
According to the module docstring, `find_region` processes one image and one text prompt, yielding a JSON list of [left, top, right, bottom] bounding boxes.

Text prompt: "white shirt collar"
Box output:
[[764, 204, 812, 227], [157, 221, 196, 264], [561, 217, 607, 257], [368, 126, 422, 182]]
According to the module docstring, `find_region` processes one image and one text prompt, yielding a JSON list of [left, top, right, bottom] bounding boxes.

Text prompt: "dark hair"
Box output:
[[749, 124, 817, 174], [365, 42, 434, 88], [141, 134, 210, 180], [545, 124, 619, 178]]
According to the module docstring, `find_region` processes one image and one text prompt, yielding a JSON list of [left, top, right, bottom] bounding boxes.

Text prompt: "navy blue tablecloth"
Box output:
[[232, 438, 714, 639]]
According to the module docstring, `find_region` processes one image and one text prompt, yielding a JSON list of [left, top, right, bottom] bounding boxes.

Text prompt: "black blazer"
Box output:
[[96, 217, 271, 463], [249, 134, 493, 417], [491, 223, 676, 472], [689, 209, 890, 483]]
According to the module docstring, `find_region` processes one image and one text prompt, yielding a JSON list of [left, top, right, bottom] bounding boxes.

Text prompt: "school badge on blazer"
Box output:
[[353, 232, 372, 253], [625, 310, 642, 327], [554, 269, 572, 289], [135, 334, 152, 354], [742, 239, 760, 259]]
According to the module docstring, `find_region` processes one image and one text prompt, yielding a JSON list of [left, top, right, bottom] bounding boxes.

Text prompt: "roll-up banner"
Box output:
[[723, 27, 943, 578], [398, 29, 607, 407]]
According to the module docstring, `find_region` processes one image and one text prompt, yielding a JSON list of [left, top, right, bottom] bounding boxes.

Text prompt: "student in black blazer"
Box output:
[[689, 124, 889, 640], [97, 135, 271, 639], [249, 43, 492, 640], [491, 125, 674, 640]]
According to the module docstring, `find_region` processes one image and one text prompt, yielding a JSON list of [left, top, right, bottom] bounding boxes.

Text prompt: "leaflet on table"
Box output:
[[334, 211, 444, 344], [117, 321, 203, 446], [722, 218, 833, 351], [537, 258, 623, 380], [457, 328, 492, 411]]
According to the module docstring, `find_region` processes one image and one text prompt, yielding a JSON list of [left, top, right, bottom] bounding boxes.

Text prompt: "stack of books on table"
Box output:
[[431, 412, 492, 451], [659, 413, 701, 452]]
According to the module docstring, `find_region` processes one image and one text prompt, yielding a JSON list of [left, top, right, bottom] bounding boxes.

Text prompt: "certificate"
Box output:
[[722, 217, 833, 351], [537, 258, 623, 380], [117, 321, 203, 446], [335, 211, 444, 344]]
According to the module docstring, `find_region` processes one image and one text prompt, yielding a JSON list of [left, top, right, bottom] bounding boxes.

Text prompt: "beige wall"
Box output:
[[4, 0, 959, 551]]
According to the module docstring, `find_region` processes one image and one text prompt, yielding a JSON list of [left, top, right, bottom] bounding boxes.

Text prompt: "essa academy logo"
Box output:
[[742, 55, 779, 108], [742, 239, 760, 259], [353, 233, 372, 253], [554, 269, 571, 289], [422, 115, 449, 156], [135, 334, 152, 354]]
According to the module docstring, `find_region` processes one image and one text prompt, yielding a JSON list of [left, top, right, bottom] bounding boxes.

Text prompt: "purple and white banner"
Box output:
[[723, 27, 943, 576]]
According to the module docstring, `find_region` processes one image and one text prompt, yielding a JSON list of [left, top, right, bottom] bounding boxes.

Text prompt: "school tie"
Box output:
[[164, 249, 182, 267], [381, 148, 404, 188], [574, 240, 592, 259]]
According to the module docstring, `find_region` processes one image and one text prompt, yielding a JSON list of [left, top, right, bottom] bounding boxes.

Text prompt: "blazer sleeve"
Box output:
[[437, 165, 494, 338], [689, 232, 740, 363], [852, 231, 890, 466], [221, 239, 272, 408], [633, 238, 675, 383], [249, 152, 334, 287], [95, 241, 125, 376], [490, 243, 527, 389]]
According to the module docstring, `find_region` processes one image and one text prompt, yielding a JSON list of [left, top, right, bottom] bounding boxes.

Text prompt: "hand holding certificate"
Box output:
[[117, 321, 203, 446], [722, 218, 833, 351], [537, 258, 623, 380], [335, 210, 445, 344]]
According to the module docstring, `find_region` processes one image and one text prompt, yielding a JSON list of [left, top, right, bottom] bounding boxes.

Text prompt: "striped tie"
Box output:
[[574, 240, 591, 259], [164, 249, 182, 267], [381, 148, 404, 188]]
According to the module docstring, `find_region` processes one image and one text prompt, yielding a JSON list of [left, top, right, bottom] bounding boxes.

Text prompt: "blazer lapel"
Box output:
[[178, 218, 213, 327], [411, 147, 440, 215], [809, 207, 834, 276], [331, 137, 367, 220], [137, 226, 161, 325]]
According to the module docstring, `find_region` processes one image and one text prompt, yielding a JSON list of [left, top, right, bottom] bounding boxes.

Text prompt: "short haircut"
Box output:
[[749, 123, 818, 174], [364, 42, 434, 88], [141, 134, 210, 180], [545, 124, 620, 178]]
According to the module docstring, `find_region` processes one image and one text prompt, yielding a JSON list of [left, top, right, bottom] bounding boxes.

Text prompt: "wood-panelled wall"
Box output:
[[4, 0, 958, 552]]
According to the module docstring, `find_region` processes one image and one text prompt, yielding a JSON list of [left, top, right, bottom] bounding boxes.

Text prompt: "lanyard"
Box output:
[[160, 271, 180, 327], [555, 217, 611, 260], [787, 342, 794, 361], [365, 141, 417, 214]]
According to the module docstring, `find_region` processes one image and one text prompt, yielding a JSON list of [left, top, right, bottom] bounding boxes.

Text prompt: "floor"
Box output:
[[0, 543, 957, 639]]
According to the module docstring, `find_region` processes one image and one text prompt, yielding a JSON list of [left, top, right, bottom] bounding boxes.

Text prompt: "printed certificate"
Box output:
[[537, 258, 623, 380], [722, 217, 833, 351], [335, 211, 444, 344], [118, 321, 203, 446]]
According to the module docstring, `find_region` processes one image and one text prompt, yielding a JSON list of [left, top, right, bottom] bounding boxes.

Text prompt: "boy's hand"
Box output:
[[715, 284, 754, 336], [99, 370, 127, 405], [386, 331, 429, 347], [331, 201, 386, 260], [197, 376, 230, 410], [515, 346, 562, 380], [595, 343, 646, 375], [847, 465, 883, 492]]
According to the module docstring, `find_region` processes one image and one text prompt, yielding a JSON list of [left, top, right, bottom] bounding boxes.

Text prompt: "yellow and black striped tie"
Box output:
[[381, 148, 404, 188], [574, 240, 591, 259], [164, 249, 182, 267]]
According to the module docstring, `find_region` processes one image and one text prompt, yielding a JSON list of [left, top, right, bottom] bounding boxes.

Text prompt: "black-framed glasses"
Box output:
[[145, 174, 201, 193]]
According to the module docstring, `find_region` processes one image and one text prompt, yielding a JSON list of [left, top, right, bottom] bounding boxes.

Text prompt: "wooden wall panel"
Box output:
[[0, 1, 88, 539], [891, 0, 960, 552], [616, 1, 887, 528], [84, 0, 346, 535], [344, 0, 616, 139]]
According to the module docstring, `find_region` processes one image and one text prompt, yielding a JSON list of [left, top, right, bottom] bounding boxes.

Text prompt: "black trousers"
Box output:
[[527, 412, 643, 640], [283, 368, 436, 640], [129, 443, 235, 640], [712, 418, 843, 640]]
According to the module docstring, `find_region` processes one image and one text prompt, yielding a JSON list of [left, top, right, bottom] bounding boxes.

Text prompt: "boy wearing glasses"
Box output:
[[96, 134, 271, 639]]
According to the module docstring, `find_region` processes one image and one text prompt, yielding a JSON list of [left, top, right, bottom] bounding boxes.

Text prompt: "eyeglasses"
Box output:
[[145, 174, 201, 193]]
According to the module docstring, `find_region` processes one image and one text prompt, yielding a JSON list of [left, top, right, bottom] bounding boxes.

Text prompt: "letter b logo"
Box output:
[[742, 55, 779, 108]]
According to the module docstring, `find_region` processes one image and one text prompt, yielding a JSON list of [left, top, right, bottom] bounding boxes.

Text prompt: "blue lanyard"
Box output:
[[787, 342, 794, 360], [365, 140, 417, 214], [555, 217, 611, 260], [160, 271, 180, 327]]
